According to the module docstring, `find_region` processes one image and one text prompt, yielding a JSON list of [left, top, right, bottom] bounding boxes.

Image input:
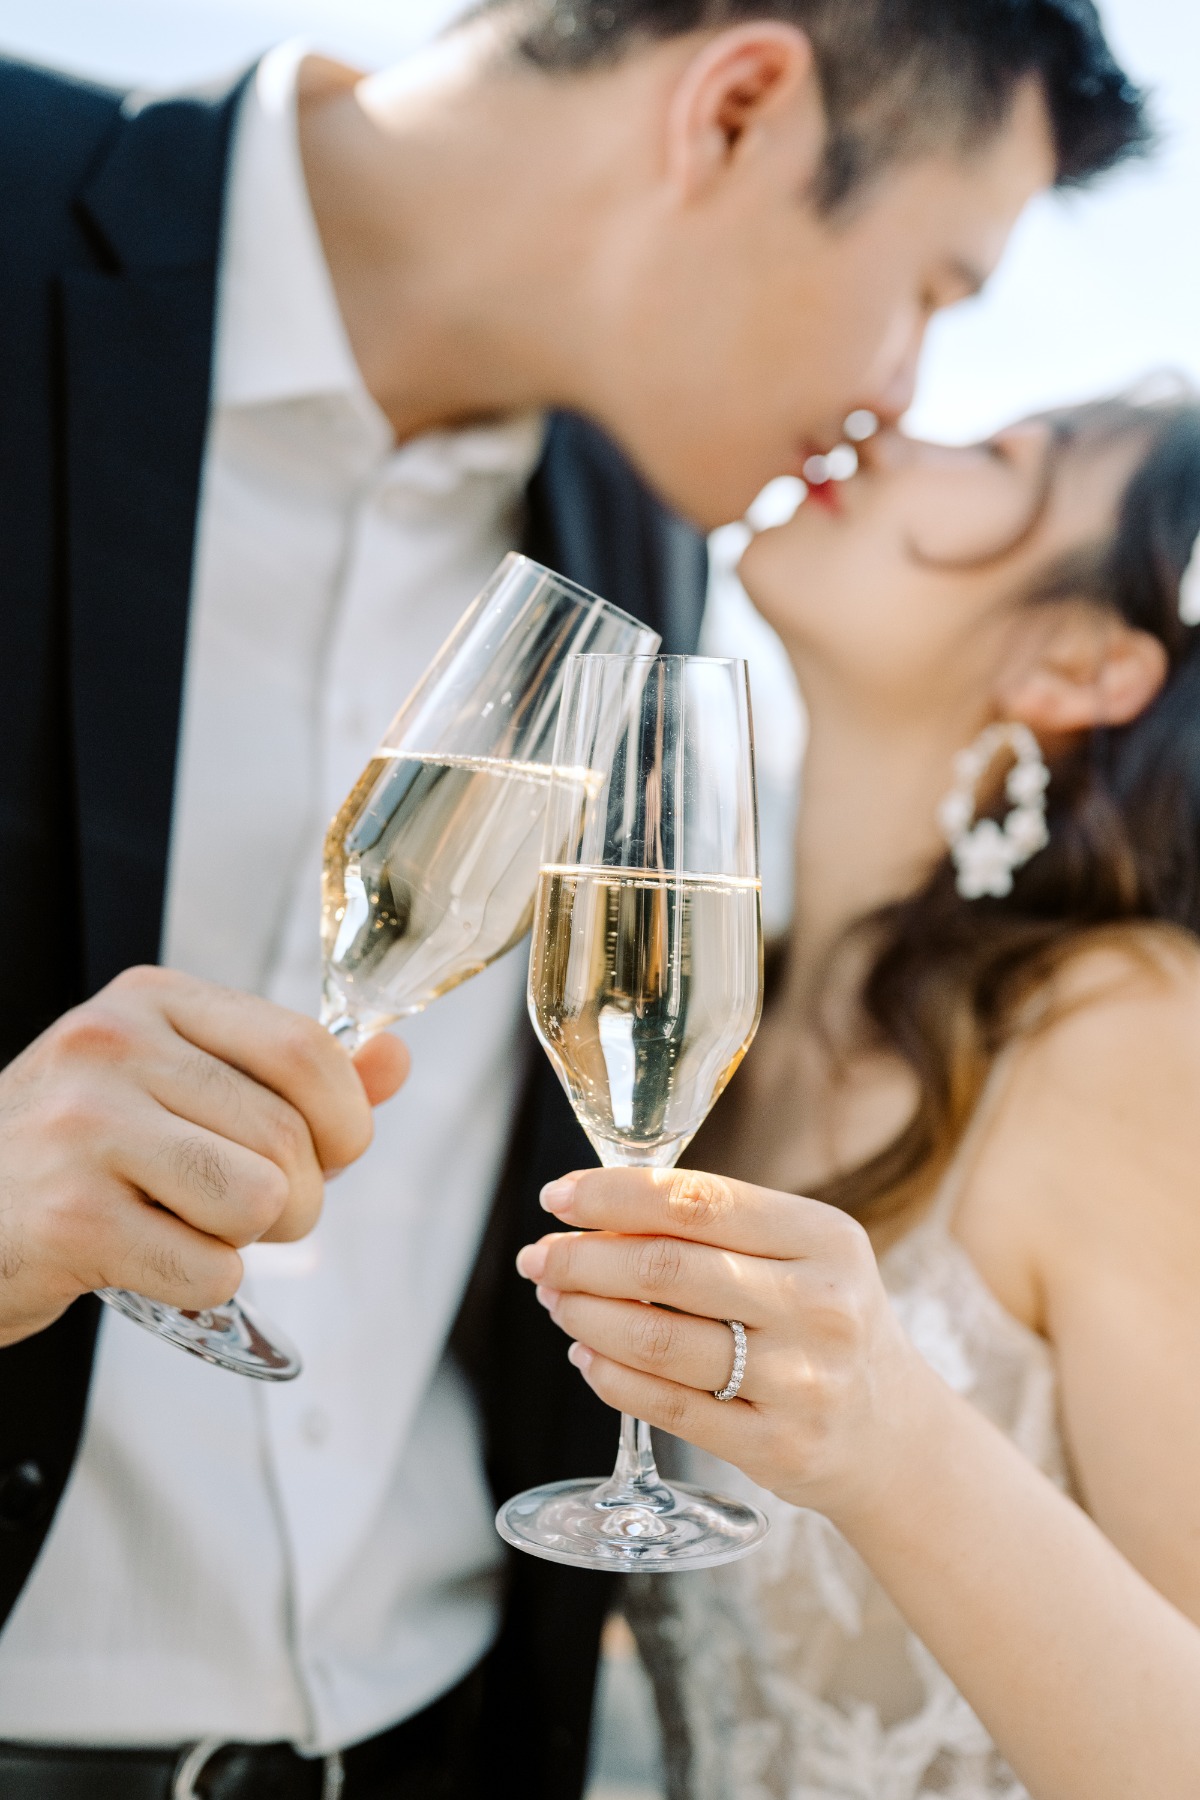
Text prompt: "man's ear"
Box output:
[[665, 24, 819, 200], [997, 602, 1168, 735]]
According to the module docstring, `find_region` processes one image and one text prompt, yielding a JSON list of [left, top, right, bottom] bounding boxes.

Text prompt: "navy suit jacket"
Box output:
[[0, 56, 706, 1798]]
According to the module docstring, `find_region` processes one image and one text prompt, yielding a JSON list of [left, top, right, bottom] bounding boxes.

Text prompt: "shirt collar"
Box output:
[[386, 414, 548, 491], [214, 41, 364, 408]]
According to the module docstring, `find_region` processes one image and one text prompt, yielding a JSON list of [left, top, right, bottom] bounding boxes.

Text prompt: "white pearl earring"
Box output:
[[936, 722, 1050, 900]]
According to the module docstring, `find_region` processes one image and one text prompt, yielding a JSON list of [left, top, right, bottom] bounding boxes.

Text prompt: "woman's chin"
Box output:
[[735, 553, 817, 650]]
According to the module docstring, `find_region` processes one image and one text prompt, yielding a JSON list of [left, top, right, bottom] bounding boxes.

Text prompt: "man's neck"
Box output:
[[295, 34, 625, 442]]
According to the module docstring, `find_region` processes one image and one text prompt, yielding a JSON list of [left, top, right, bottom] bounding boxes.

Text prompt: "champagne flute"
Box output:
[[497, 653, 770, 1571], [101, 556, 657, 1380], [319, 555, 657, 1042]]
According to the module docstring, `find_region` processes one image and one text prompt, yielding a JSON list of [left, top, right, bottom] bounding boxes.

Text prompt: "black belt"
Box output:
[[0, 1665, 482, 1800]]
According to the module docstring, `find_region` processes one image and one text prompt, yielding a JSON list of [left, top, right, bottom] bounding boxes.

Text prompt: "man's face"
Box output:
[[581, 79, 1056, 531]]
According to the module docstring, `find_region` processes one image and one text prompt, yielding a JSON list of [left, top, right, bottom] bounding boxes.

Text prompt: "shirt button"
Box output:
[[0, 1460, 48, 1528], [300, 1408, 331, 1447]]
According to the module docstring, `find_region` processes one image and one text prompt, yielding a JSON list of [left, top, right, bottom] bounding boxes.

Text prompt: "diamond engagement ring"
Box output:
[[713, 1320, 748, 1401]]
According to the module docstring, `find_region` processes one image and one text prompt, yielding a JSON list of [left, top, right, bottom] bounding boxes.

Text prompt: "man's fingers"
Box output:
[[108, 1205, 246, 1311], [541, 1289, 746, 1396], [566, 1345, 752, 1462], [116, 1104, 293, 1248], [352, 1033, 410, 1107], [141, 1048, 326, 1240], [118, 968, 375, 1172], [540, 1164, 839, 1258], [148, 1043, 318, 1158], [519, 1229, 768, 1325], [142, 1018, 408, 1236], [44, 1179, 246, 1312]]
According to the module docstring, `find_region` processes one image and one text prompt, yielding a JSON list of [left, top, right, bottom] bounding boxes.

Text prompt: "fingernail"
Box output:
[[540, 1177, 577, 1215], [534, 1284, 561, 1312], [567, 1342, 594, 1373], [516, 1242, 548, 1280]]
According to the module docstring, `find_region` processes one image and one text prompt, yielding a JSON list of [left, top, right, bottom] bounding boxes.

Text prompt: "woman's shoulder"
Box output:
[[1013, 924, 1200, 1080], [952, 925, 1200, 1332]]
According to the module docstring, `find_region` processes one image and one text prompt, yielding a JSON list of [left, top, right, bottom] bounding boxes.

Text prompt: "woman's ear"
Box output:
[[665, 24, 819, 200], [996, 602, 1169, 735]]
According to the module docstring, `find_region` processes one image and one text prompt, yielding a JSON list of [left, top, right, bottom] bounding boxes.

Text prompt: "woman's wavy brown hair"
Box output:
[[817, 389, 1200, 1222]]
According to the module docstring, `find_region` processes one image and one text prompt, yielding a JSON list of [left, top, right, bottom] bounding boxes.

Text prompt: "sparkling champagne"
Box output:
[[322, 753, 596, 1031], [529, 866, 763, 1167]]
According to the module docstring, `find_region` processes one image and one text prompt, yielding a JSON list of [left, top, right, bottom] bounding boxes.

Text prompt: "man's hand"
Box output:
[[516, 1165, 942, 1525], [0, 966, 409, 1347]]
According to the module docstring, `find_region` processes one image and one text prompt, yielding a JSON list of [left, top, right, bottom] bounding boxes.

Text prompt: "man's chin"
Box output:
[[581, 412, 784, 531], [636, 466, 774, 534]]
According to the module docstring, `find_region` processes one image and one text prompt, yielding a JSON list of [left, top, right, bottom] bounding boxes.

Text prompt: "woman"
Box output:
[[517, 388, 1200, 1798]]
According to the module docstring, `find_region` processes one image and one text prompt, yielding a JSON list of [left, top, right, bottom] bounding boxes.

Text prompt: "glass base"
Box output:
[[98, 1289, 302, 1381], [496, 1474, 769, 1572]]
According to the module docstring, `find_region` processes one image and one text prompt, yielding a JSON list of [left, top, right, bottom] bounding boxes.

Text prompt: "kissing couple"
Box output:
[[2, 4, 1198, 1800]]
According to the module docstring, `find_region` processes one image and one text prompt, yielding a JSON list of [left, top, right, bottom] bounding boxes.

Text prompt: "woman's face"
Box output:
[[739, 420, 1138, 724]]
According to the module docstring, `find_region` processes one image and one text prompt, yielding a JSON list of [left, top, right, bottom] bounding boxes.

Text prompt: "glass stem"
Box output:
[[323, 1012, 363, 1052], [594, 1151, 676, 1508], [613, 1413, 661, 1492]]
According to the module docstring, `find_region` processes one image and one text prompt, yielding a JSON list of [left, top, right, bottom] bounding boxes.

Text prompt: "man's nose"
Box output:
[[867, 366, 918, 433], [860, 326, 924, 433]]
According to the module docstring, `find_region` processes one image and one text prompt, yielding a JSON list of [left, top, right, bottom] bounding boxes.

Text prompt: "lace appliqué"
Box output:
[[626, 1220, 1069, 1800]]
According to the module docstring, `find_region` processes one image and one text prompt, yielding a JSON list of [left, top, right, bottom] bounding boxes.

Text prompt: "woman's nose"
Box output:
[[854, 428, 919, 475]]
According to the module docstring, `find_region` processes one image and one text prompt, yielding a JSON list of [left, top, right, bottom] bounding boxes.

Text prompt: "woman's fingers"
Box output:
[[566, 1345, 753, 1465], [518, 1229, 770, 1326], [540, 1164, 854, 1260], [519, 1167, 924, 1521], [539, 1287, 749, 1396]]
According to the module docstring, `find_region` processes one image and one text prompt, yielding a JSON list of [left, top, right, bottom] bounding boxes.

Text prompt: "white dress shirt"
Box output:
[[0, 43, 544, 1753]]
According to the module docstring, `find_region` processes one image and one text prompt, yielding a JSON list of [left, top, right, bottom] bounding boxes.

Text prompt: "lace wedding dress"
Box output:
[[625, 1132, 1072, 1800]]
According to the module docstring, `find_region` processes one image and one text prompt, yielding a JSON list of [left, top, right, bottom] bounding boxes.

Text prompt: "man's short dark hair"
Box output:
[[467, 0, 1150, 207]]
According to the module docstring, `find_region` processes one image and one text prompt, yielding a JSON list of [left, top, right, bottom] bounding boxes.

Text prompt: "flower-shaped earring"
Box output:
[[936, 722, 1050, 900]]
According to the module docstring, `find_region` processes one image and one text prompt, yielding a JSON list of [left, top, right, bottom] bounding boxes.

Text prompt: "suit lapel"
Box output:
[[63, 78, 247, 993], [525, 410, 708, 653]]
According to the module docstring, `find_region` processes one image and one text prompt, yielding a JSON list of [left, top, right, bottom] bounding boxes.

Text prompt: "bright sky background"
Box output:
[[2, 0, 1195, 920]]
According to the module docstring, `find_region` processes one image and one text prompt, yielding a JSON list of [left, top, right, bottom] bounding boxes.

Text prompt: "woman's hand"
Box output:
[[515, 1164, 943, 1524]]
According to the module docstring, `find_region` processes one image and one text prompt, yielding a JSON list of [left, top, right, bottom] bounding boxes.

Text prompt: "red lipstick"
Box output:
[[806, 480, 843, 516]]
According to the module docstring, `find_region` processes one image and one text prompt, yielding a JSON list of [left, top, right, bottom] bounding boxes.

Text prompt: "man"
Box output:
[[0, 2, 1146, 1796]]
